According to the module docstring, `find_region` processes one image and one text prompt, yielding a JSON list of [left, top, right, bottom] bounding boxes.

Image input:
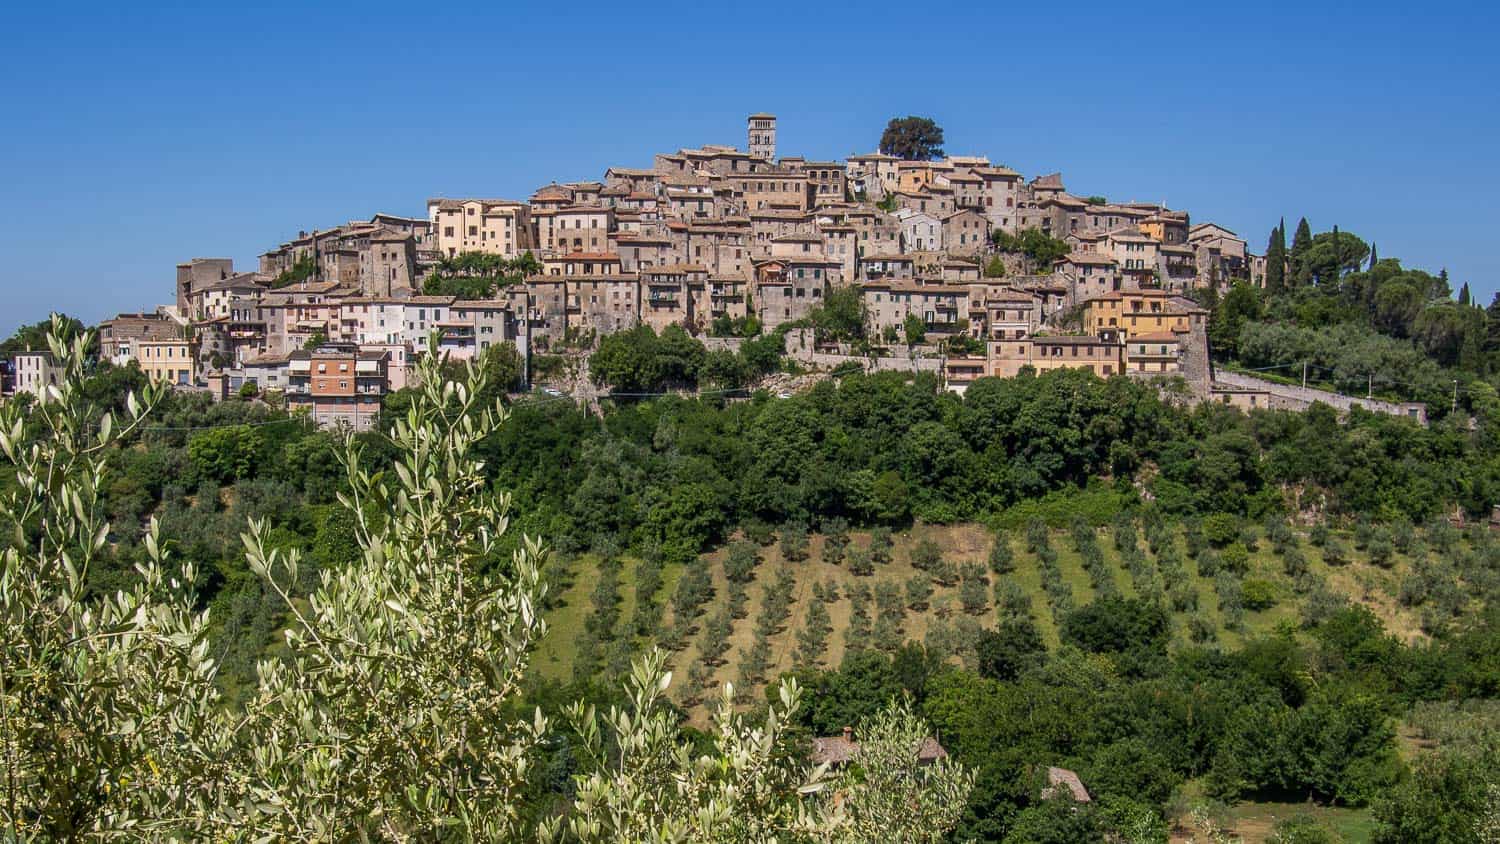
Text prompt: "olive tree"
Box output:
[[221, 343, 551, 839], [0, 317, 222, 838]]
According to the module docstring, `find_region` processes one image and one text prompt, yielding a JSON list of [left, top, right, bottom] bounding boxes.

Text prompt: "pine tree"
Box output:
[[1290, 217, 1313, 286], [1460, 282, 1472, 307]]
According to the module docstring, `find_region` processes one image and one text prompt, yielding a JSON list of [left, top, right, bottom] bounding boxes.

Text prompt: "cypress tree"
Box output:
[[1290, 217, 1313, 286], [1265, 221, 1286, 293], [1460, 282, 1472, 307], [1367, 241, 1378, 270]]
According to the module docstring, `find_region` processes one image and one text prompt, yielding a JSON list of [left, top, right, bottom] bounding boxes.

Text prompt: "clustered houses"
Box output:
[[40, 113, 1272, 423]]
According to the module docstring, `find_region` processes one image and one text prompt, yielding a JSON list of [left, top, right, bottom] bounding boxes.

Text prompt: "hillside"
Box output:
[[537, 516, 1478, 718]]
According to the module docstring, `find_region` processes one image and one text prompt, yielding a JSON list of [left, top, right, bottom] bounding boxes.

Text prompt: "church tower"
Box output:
[[747, 113, 777, 160]]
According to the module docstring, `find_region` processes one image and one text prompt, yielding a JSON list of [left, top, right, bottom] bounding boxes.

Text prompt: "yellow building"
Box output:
[[1081, 290, 1205, 338], [136, 338, 198, 385]]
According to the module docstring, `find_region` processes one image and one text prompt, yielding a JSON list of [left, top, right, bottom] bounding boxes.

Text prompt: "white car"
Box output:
[[542, 387, 564, 397]]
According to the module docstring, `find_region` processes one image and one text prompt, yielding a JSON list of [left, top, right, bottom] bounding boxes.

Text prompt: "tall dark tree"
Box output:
[[1265, 220, 1287, 293], [1485, 292, 1500, 355], [1368, 241, 1378, 270], [878, 116, 945, 161], [1289, 217, 1313, 287], [1459, 282, 1472, 306]]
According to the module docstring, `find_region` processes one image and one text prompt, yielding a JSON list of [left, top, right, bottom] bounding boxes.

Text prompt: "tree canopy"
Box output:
[[879, 116, 945, 161]]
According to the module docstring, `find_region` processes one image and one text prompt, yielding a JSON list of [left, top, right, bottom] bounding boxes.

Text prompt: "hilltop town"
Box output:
[[4, 113, 1422, 426]]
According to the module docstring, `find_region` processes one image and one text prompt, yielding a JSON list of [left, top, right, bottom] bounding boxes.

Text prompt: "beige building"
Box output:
[[10, 351, 61, 399], [1124, 332, 1183, 373], [731, 171, 811, 212], [942, 209, 991, 255], [973, 166, 1023, 231], [967, 286, 1039, 340], [755, 258, 833, 332], [427, 198, 533, 258], [989, 335, 1122, 379], [1081, 289, 1207, 339], [1056, 253, 1122, 303], [846, 152, 900, 198], [642, 265, 708, 332], [568, 275, 641, 335], [803, 161, 847, 205], [99, 313, 184, 364], [137, 338, 199, 385], [861, 280, 965, 339]]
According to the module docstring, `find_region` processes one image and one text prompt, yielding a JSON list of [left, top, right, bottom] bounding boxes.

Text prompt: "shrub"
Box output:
[[869, 527, 895, 567], [909, 537, 941, 571], [906, 574, 933, 611], [1221, 543, 1250, 575], [847, 548, 874, 576], [1309, 522, 1331, 547], [778, 522, 809, 561], [1202, 513, 1240, 548], [1242, 579, 1278, 611], [724, 541, 760, 584], [989, 535, 1015, 573]]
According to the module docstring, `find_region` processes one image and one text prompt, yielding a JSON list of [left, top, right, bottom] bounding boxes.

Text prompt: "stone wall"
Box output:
[[1213, 370, 1427, 424], [781, 329, 943, 374]]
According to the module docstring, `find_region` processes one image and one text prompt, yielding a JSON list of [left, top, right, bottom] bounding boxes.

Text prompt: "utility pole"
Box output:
[[1301, 361, 1307, 389], [1367, 374, 1372, 400]]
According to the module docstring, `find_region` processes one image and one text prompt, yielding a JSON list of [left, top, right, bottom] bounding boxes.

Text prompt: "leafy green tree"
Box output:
[[187, 424, 264, 482], [906, 573, 933, 611], [984, 255, 1007, 278], [809, 285, 867, 343], [879, 115, 945, 161], [975, 619, 1045, 681], [904, 313, 927, 346], [1209, 281, 1263, 359], [1301, 228, 1370, 286], [993, 228, 1071, 273]]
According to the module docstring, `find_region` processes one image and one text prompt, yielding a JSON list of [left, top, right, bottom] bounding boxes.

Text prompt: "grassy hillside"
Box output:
[[537, 517, 1478, 722]]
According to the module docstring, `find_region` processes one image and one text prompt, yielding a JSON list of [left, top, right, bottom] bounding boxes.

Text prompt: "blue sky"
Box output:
[[2, 1, 1496, 336]]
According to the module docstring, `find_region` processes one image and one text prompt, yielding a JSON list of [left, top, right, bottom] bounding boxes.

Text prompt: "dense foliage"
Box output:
[[878, 115, 945, 161], [421, 250, 540, 298], [1221, 222, 1493, 417]]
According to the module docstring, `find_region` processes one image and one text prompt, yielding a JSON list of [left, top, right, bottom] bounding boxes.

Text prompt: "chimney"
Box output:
[[842, 726, 853, 743]]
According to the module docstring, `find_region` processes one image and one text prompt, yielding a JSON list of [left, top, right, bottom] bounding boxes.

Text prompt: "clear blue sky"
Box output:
[[2, 1, 1496, 337]]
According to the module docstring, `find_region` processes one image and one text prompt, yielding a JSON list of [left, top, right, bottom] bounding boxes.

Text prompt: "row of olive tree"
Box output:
[[1, 316, 970, 840]]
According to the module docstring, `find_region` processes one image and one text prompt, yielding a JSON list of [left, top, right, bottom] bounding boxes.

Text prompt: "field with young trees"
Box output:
[[538, 516, 1483, 713]]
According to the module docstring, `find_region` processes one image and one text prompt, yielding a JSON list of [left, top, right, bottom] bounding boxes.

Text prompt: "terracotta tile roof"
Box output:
[[1043, 767, 1092, 803], [1059, 253, 1117, 267]]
